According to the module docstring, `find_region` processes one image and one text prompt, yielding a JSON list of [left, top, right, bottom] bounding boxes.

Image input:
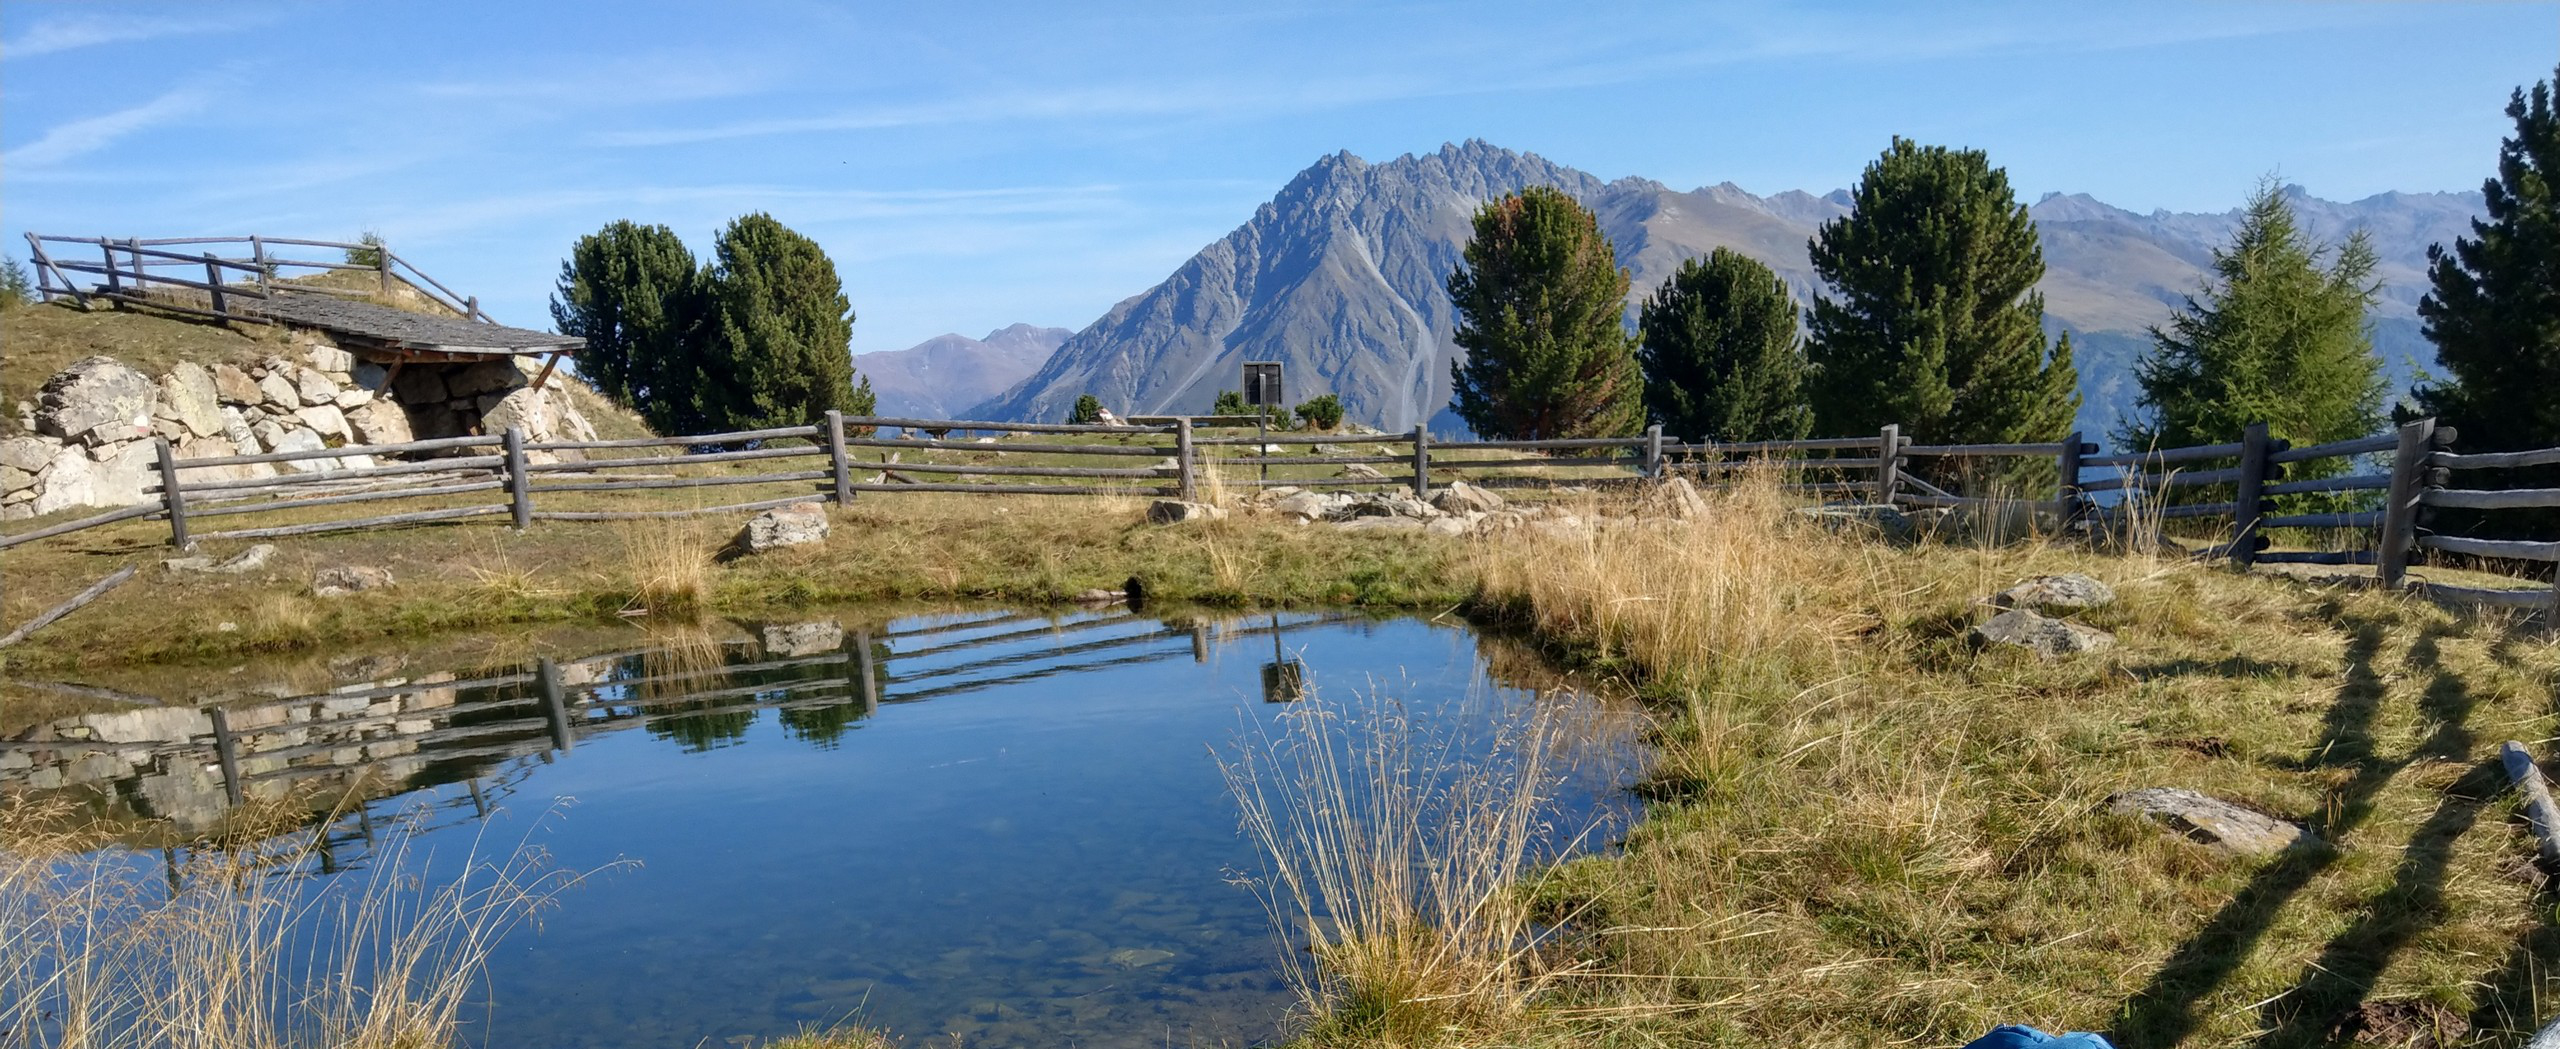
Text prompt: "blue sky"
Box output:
[[3, 1, 2553, 354]]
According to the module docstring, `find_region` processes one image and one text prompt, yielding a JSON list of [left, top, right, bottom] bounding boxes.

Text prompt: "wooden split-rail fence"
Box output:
[[0, 410, 2550, 612], [22, 233, 495, 325]]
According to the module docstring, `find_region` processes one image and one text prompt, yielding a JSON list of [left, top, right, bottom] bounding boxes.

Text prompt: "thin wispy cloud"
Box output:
[[4, 84, 215, 167], [2, 10, 270, 59]]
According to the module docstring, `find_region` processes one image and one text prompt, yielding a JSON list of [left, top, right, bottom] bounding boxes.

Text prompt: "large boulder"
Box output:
[[447, 361, 521, 399], [1339, 492, 1437, 520], [1992, 574, 2117, 614], [158, 363, 223, 438], [36, 357, 156, 446], [264, 427, 337, 473], [254, 369, 300, 410], [292, 368, 339, 407], [391, 367, 450, 404], [1270, 490, 1350, 522], [732, 502, 831, 554], [478, 387, 551, 438], [345, 401, 415, 445], [305, 344, 355, 375], [1147, 499, 1229, 525], [2107, 788, 2314, 858], [294, 403, 351, 442], [1429, 480, 1504, 514], [0, 436, 52, 473], [1972, 608, 2114, 659], [212, 362, 262, 404]]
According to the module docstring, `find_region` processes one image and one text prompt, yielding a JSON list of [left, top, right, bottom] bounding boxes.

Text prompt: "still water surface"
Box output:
[[7, 608, 1642, 1048]]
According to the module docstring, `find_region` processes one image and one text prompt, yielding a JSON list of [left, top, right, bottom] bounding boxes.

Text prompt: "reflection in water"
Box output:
[[2, 608, 1641, 1049]]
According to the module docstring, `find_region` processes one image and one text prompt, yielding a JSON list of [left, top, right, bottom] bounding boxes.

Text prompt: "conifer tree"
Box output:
[[1638, 248, 1811, 442], [1447, 186, 1645, 440], [698, 214, 872, 431], [1806, 138, 2078, 442], [2417, 65, 2560, 454], [1069, 394, 1104, 425], [550, 221, 701, 429], [2124, 179, 2384, 463]]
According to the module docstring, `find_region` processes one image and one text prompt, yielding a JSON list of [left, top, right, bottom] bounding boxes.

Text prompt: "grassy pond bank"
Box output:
[[4, 477, 2558, 1048]]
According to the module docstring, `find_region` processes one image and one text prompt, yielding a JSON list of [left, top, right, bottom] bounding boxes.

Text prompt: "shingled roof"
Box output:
[[248, 291, 582, 356]]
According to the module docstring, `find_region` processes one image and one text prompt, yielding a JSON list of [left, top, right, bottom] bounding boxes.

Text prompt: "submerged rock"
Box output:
[[2107, 787, 2314, 858], [761, 619, 845, 657], [1972, 608, 2114, 658]]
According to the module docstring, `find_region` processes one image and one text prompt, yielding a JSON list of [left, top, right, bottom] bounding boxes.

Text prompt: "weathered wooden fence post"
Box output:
[[1644, 424, 1664, 479], [377, 243, 394, 295], [1873, 424, 1902, 505], [99, 238, 120, 293], [503, 426, 532, 531], [853, 628, 879, 714], [2055, 430, 2086, 529], [250, 235, 270, 294], [155, 438, 190, 549], [2376, 416, 2437, 590], [1175, 419, 1198, 501], [201, 253, 226, 316], [538, 657, 574, 753], [1410, 424, 1431, 499], [824, 411, 855, 507], [2230, 422, 2271, 570], [208, 707, 245, 808]]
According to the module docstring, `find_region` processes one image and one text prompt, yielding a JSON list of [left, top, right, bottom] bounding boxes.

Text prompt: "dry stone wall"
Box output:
[[2, 329, 599, 521]]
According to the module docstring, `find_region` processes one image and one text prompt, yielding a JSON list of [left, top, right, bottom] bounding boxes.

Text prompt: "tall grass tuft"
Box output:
[[616, 518, 711, 617], [0, 797, 596, 1049], [1219, 686, 1600, 1046]]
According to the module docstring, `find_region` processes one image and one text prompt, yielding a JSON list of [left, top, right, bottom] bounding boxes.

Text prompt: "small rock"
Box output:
[[167, 544, 276, 575], [1424, 516, 1470, 537], [1270, 491, 1348, 521], [732, 502, 831, 553], [1314, 444, 1353, 455], [1972, 608, 2114, 658], [1105, 947, 1177, 968], [1146, 499, 1228, 525], [2107, 787, 2315, 858], [212, 363, 262, 404], [1337, 462, 1386, 480], [293, 367, 339, 407], [1071, 588, 1126, 604], [1336, 515, 1425, 534], [1642, 476, 1710, 519], [1991, 573, 2117, 613], [1794, 503, 1915, 541], [0, 436, 52, 474], [305, 345, 356, 374], [311, 564, 394, 598], [1429, 480, 1504, 514], [1252, 486, 1305, 504]]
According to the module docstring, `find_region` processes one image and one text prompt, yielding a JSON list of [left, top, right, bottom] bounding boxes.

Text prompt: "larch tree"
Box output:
[[1805, 138, 2079, 443], [1637, 247, 1812, 442], [1446, 186, 1645, 440], [2123, 179, 2384, 466], [698, 213, 874, 431]]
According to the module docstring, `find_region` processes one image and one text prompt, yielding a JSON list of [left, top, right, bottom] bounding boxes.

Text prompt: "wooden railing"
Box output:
[[22, 233, 496, 324], [0, 409, 2550, 612]]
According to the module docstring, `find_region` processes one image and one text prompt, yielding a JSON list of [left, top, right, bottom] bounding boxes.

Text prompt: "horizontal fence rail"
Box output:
[[24, 232, 496, 325], [0, 408, 2550, 613]]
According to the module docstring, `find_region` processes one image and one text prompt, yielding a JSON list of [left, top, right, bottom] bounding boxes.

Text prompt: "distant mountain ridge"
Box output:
[[854, 323, 1069, 419], [968, 140, 2481, 442]]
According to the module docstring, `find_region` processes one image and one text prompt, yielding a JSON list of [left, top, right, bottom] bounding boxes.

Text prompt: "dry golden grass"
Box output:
[[0, 796, 601, 1049], [1221, 687, 1599, 1046]]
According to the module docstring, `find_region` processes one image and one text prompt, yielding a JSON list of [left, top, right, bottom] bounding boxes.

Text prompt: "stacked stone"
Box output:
[[2, 335, 599, 520]]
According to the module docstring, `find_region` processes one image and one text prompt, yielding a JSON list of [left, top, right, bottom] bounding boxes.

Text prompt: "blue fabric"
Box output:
[[1964, 1025, 2119, 1049]]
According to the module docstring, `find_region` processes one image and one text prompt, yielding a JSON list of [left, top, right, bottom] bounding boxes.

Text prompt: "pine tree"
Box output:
[[2124, 179, 2384, 465], [550, 221, 701, 431], [1447, 186, 1645, 440], [1069, 394, 1104, 424], [2417, 65, 2560, 454], [1637, 248, 1812, 442], [698, 214, 869, 431], [1806, 138, 2079, 443], [0, 258, 31, 311]]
